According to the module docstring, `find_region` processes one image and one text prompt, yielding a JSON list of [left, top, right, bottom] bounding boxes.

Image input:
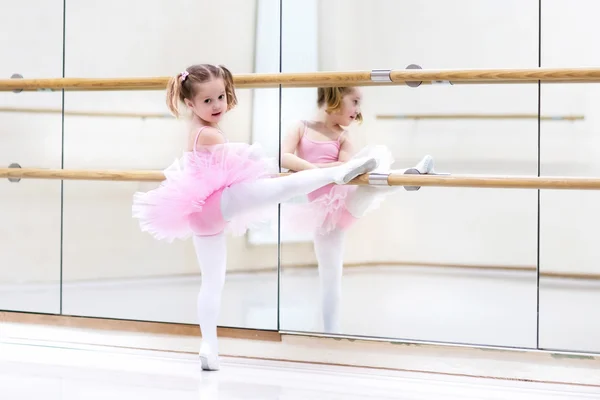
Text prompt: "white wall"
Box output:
[[2, 0, 600, 292]]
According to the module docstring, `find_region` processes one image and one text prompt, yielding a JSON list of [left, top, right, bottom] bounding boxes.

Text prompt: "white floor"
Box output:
[[0, 340, 599, 399], [1, 266, 600, 353]]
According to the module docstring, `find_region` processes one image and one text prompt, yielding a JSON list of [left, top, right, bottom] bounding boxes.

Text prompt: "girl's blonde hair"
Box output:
[[166, 64, 237, 117], [317, 87, 363, 123]]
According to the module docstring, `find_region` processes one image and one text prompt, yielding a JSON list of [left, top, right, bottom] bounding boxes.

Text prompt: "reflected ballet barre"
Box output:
[[0, 107, 173, 119], [3, 67, 600, 91], [376, 113, 585, 121]]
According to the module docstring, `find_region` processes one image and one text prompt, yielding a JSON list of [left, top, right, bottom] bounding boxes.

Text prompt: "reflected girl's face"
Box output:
[[336, 88, 362, 126]]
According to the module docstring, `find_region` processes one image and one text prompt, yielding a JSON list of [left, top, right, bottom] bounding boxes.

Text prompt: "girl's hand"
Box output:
[[281, 122, 318, 171]]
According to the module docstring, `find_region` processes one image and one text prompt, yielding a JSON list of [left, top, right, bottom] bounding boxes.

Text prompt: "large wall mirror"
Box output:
[[0, 0, 64, 314], [278, 0, 540, 348], [539, 0, 600, 354], [60, 0, 282, 332]]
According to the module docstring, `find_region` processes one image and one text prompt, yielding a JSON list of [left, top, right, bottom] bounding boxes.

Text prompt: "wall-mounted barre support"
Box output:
[[3, 67, 600, 91], [376, 114, 585, 121], [3, 167, 600, 191]]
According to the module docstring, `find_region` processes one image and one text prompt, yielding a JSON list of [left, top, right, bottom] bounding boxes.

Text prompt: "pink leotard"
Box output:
[[188, 127, 228, 236], [295, 121, 357, 233]]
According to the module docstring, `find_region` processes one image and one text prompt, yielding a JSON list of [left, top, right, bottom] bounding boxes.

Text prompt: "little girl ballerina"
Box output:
[[132, 64, 380, 371], [281, 86, 435, 333]]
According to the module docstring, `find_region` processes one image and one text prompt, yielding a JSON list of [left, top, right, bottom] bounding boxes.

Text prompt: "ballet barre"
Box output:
[[3, 67, 600, 91], [4, 167, 600, 191], [376, 113, 585, 121], [0, 107, 173, 119]]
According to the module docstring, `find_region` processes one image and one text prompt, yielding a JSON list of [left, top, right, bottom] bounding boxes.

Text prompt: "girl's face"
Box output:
[[334, 88, 362, 126], [185, 78, 228, 124]]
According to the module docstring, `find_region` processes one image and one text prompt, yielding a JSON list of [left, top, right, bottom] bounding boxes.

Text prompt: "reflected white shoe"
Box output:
[[334, 157, 379, 184], [414, 155, 434, 174], [199, 342, 220, 371]]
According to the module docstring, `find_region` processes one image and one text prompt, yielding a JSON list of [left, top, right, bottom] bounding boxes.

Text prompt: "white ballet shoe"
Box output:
[[199, 342, 220, 371], [414, 155, 435, 174], [334, 157, 378, 185]]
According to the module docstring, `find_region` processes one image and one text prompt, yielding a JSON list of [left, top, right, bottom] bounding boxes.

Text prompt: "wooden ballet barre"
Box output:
[[4, 167, 600, 190], [377, 113, 585, 121], [0, 168, 165, 182], [3, 67, 600, 91], [0, 107, 173, 119]]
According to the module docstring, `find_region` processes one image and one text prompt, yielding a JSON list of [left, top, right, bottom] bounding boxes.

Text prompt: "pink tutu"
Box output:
[[280, 144, 396, 236], [281, 184, 358, 236], [132, 143, 278, 242]]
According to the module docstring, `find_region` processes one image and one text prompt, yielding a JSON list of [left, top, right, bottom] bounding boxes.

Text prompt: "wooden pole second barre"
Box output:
[[4, 167, 600, 190], [352, 173, 600, 190]]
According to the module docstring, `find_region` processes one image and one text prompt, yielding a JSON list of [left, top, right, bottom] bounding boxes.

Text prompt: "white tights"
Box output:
[[193, 162, 369, 352], [193, 233, 227, 354], [220, 166, 344, 222]]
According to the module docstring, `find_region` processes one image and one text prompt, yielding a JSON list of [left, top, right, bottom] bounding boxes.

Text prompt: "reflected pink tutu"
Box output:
[[281, 184, 358, 236], [132, 143, 277, 242], [281, 144, 396, 236]]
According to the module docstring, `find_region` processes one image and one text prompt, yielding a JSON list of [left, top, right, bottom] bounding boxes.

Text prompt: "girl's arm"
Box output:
[[281, 122, 319, 171], [337, 134, 355, 163]]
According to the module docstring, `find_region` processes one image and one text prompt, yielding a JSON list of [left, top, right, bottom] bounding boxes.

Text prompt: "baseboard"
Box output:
[[0, 311, 599, 386], [0, 311, 280, 342]]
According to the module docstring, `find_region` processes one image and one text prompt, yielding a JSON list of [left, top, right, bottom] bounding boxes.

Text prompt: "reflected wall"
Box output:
[[539, 0, 600, 354], [279, 0, 539, 348], [0, 1, 64, 314]]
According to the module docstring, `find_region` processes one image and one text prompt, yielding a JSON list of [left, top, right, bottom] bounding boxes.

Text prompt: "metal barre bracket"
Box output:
[[402, 168, 421, 191], [405, 64, 422, 88], [7, 163, 21, 183], [370, 69, 392, 82], [368, 169, 423, 191], [10, 73, 23, 93], [431, 80, 453, 86], [368, 172, 390, 185]]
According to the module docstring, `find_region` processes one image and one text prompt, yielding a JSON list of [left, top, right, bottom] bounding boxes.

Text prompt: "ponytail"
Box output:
[[166, 74, 183, 117], [219, 65, 238, 110]]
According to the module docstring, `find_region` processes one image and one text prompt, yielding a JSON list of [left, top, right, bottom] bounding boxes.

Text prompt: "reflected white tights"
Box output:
[[193, 159, 376, 353], [313, 171, 405, 333], [314, 228, 346, 333]]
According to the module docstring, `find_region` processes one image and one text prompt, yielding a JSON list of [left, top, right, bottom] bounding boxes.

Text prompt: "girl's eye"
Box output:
[[204, 99, 211, 103]]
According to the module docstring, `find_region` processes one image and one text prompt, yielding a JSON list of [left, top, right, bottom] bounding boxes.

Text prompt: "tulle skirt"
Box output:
[[282, 145, 395, 236], [132, 143, 278, 242]]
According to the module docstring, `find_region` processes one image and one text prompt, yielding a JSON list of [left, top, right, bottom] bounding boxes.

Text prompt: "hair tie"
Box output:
[[180, 71, 189, 82]]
